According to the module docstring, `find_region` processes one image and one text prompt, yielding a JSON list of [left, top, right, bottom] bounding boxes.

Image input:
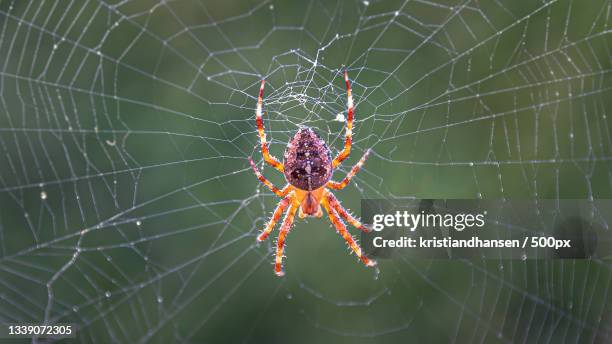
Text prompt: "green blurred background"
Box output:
[[0, 0, 611, 342]]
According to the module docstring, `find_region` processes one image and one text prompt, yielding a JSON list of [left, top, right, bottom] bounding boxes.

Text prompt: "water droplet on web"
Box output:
[[105, 291, 111, 298], [157, 296, 163, 303], [136, 220, 142, 226], [286, 293, 292, 300], [568, 302, 573, 309], [521, 253, 527, 261], [497, 332, 503, 339], [72, 306, 79, 312], [53, 44, 58, 50], [269, 4, 274, 10], [498, 263, 504, 271], [373, 267, 380, 280], [40, 191, 47, 200]]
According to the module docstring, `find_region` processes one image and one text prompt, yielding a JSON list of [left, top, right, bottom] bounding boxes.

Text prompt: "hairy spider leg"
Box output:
[[256, 80, 284, 172], [275, 202, 299, 276], [257, 193, 292, 242], [326, 192, 370, 233], [327, 148, 370, 190], [322, 195, 376, 267], [333, 71, 354, 168], [249, 157, 290, 197]]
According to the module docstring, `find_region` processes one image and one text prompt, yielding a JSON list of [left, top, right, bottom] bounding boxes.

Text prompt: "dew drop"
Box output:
[[72, 306, 79, 312], [136, 220, 142, 226], [40, 191, 47, 200], [105, 291, 111, 298], [157, 296, 163, 303]]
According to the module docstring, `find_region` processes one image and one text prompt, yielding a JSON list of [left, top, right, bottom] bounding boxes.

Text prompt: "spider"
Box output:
[[249, 72, 376, 276]]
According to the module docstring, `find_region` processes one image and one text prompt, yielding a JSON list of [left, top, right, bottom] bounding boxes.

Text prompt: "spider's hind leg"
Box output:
[[322, 196, 376, 267], [326, 192, 370, 232], [275, 202, 298, 276]]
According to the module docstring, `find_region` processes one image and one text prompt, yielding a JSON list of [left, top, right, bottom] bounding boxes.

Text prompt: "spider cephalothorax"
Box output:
[[249, 72, 375, 276]]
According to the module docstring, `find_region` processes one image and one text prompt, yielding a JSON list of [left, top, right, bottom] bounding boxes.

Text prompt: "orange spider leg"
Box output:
[[322, 195, 376, 267], [249, 157, 290, 197], [275, 202, 299, 276], [326, 192, 370, 233], [332, 71, 354, 168], [327, 149, 370, 190], [257, 193, 293, 242], [256, 80, 284, 172]]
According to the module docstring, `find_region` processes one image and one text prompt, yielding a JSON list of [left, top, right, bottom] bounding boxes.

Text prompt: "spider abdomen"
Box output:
[[283, 127, 333, 191]]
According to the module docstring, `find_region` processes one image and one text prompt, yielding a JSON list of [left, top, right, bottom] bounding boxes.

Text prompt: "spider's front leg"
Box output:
[[332, 71, 355, 168], [256, 80, 284, 172], [275, 202, 298, 276]]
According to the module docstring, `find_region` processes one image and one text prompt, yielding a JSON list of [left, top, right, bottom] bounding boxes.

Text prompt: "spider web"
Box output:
[[0, 0, 611, 342]]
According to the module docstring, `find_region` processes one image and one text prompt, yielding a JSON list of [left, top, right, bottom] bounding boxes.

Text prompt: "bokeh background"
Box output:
[[0, 0, 611, 342]]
